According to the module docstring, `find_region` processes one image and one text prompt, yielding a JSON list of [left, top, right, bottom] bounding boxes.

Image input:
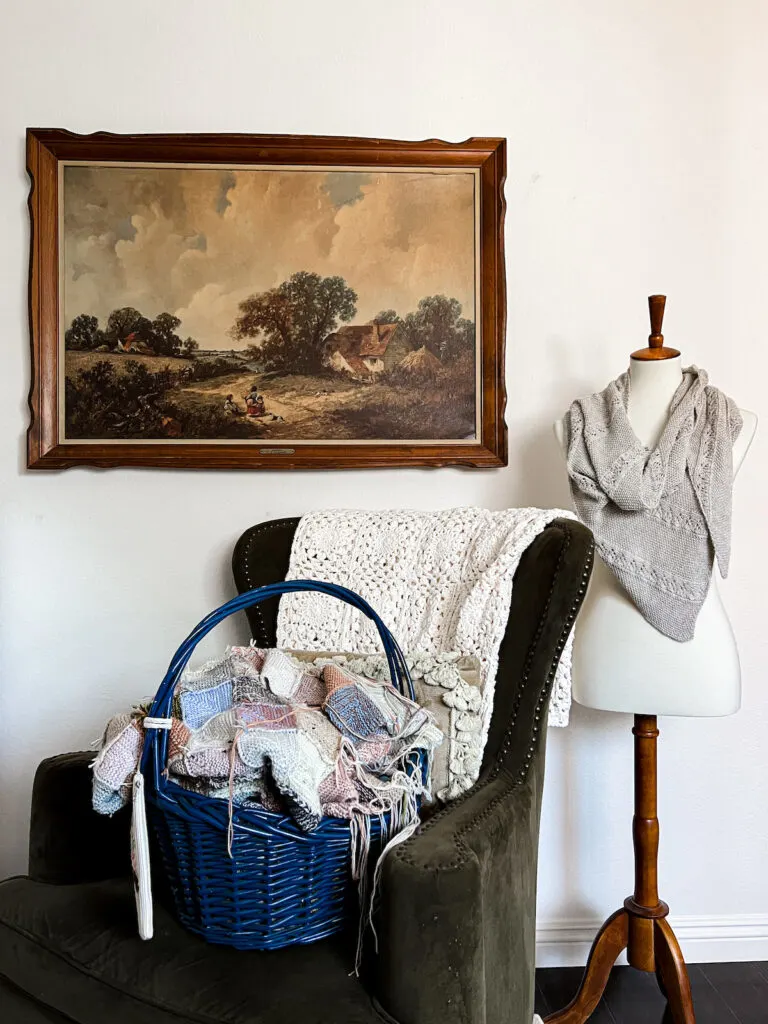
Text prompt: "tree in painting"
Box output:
[[64, 314, 104, 351], [232, 271, 358, 372], [381, 295, 475, 364], [104, 307, 186, 357], [105, 307, 152, 346], [150, 312, 185, 357], [65, 306, 193, 358], [372, 309, 400, 326]]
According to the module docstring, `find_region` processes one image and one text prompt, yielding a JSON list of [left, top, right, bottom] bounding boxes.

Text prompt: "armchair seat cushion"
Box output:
[[0, 876, 384, 1024]]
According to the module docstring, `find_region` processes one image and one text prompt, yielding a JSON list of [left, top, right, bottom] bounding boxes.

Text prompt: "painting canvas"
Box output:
[[28, 132, 506, 469]]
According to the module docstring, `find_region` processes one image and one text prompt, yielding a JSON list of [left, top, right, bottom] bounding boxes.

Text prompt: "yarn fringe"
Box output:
[[345, 737, 432, 974]]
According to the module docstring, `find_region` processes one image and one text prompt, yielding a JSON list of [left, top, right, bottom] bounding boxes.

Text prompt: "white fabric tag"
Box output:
[[130, 771, 153, 940]]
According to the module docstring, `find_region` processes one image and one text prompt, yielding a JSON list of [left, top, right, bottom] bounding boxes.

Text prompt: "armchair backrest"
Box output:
[[232, 517, 593, 781]]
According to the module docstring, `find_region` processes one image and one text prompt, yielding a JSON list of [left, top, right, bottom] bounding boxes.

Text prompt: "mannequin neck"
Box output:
[[627, 355, 683, 447]]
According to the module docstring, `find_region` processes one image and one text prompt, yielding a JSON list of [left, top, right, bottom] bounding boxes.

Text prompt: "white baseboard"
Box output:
[[536, 914, 768, 968]]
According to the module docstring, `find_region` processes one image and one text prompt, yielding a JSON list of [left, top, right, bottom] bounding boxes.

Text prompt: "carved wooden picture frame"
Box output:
[[27, 130, 506, 469]]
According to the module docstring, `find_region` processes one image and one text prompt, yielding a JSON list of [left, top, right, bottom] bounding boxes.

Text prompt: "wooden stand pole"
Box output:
[[543, 716, 696, 1024]]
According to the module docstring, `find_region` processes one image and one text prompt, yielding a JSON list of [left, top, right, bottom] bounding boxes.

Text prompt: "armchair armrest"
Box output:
[[375, 753, 547, 1024], [374, 519, 594, 1024], [28, 752, 130, 884]]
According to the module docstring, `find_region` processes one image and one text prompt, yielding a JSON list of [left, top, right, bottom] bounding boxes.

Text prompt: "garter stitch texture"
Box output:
[[564, 366, 742, 641]]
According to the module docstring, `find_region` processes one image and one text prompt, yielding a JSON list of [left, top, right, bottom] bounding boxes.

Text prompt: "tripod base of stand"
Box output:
[[543, 905, 695, 1023], [543, 715, 696, 1023]]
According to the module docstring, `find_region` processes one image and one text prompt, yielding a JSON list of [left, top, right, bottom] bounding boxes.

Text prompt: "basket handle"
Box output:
[[140, 580, 412, 782]]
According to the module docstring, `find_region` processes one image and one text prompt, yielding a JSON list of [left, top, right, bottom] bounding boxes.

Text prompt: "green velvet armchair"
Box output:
[[0, 516, 593, 1024]]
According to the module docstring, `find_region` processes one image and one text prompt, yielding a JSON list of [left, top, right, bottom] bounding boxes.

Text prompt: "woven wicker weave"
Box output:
[[141, 580, 419, 950]]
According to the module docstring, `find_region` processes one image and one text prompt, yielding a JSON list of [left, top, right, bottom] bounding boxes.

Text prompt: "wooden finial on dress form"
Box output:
[[630, 294, 681, 360], [648, 294, 666, 347]]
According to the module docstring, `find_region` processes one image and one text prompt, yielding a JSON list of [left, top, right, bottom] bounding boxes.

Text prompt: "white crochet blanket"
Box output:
[[276, 508, 576, 769]]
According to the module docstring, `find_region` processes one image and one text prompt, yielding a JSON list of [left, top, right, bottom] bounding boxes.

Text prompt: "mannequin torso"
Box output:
[[555, 355, 757, 716]]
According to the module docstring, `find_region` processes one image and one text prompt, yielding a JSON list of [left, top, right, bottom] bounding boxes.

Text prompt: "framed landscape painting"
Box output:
[[27, 130, 507, 469]]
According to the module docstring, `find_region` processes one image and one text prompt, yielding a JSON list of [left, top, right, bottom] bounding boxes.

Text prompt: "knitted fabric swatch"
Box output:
[[229, 646, 270, 703], [91, 714, 145, 815], [260, 648, 322, 702], [238, 725, 329, 831], [323, 663, 390, 741], [179, 681, 234, 729]]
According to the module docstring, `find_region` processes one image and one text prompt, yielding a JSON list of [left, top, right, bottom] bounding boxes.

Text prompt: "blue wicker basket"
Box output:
[[140, 579, 421, 951]]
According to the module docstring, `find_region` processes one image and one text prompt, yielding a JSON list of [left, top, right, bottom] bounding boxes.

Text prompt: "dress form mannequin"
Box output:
[[545, 297, 757, 1024], [553, 328, 756, 716]]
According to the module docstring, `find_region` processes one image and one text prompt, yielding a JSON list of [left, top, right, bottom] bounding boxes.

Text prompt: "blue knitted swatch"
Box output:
[[325, 684, 388, 743], [179, 681, 233, 730]]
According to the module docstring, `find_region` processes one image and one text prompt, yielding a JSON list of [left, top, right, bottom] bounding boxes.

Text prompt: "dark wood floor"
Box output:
[[535, 962, 768, 1023]]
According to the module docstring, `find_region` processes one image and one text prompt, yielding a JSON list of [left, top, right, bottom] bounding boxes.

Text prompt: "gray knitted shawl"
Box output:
[[565, 366, 742, 641]]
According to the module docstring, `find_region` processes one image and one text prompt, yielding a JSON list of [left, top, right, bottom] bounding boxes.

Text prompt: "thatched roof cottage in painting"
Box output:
[[323, 323, 407, 378]]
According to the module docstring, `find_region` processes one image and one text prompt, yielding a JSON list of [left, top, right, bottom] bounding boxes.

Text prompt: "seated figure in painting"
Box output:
[[223, 394, 243, 416], [244, 388, 266, 418]]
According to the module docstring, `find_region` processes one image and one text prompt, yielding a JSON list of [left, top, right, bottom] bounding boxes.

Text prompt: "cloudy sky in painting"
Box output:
[[62, 164, 477, 349]]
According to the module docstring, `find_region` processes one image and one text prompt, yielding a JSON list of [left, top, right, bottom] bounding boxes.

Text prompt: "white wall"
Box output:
[[1, 0, 766, 965]]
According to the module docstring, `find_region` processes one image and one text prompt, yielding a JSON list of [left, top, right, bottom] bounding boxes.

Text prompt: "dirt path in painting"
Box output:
[[174, 371, 365, 440]]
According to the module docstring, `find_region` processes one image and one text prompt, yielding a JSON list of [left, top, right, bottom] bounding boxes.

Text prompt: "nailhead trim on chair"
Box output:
[[494, 528, 594, 786], [493, 524, 574, 783]]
